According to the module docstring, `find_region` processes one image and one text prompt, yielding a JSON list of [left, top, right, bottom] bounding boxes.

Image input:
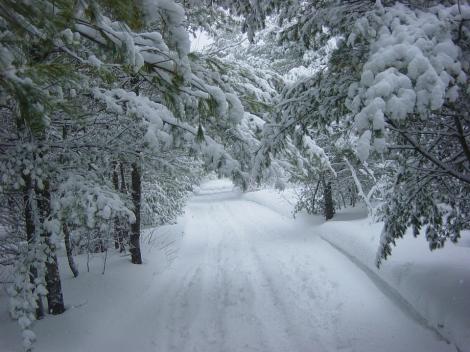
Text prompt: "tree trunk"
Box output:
[[63, 223, 79, 278], [45, 253, 66, 314], [323, 180, 335, 221], [120, 162, 127, 192], [23, 175, 44, 319], [351, 186, 357, 207], [119, 161, 130, 253], [112, 162, 120, 250], [310, 179, 321, 214], [112, 162, 126, 252], [340, 191, 346, 209], [130, 162, 142, 264], [120, 162, 129, 251], [37, 181, 65, 315]]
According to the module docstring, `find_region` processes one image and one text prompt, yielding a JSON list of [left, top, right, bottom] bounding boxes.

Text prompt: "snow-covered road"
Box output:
[[6, 179, 456, 352], [144, 180, 454, 352]]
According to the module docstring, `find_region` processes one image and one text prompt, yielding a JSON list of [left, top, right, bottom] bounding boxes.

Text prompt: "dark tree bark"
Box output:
[[37, 181, 65, 315], [349, 187, 355, 207], [340, 191, 346, 209], [120, 162, 127, 192], [23, 175, 44, 319], [112, 162, 120, 250], [130, 162, 142, 264], [112, 162, 126, 252], [95, 235, 106, 253], [44, 252, 66, 314], [323, 180, 335, 221], [63, 223, 79, 278], [311, 179, 321, 213], [120, 162, 130, 250]]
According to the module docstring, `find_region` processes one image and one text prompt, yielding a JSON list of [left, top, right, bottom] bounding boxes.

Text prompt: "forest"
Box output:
[[0, 1, 469, 351]]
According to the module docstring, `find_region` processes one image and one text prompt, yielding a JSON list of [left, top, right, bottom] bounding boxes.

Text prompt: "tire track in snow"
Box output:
[[250, 245, 331, 352], [220, 200, 328, 352], [185, 202, 228, 352], [232, 202, 336, 352], [152, 204, 221, 352], [201, 202, 231, 352], [273, 254, 348, 350], [165, 266, 204, 351], [210, 201, 272, 352]]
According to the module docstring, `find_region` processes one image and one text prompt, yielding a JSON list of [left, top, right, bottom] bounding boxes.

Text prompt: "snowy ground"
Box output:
[[0, 179, 467, 352]]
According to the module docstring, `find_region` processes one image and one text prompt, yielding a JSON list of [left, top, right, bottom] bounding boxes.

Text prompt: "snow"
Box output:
[[348, 2, 468, 160], [237, 184, 470, 352], [1, 180, 467, 352], [226, 93, 244, 124], [87, 55, 102, 68], [190, 30, 214, 52], [356, 130, 372, 161], [61, 29, 73, 44], [141, 0, 190, 79], [205, 84, 229, 117], [320, 217, 470, 352], [302, 135, 334, 175]]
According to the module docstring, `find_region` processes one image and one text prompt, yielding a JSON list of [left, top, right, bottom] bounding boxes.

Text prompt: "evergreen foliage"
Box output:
[[1, 0, 469, 350]]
